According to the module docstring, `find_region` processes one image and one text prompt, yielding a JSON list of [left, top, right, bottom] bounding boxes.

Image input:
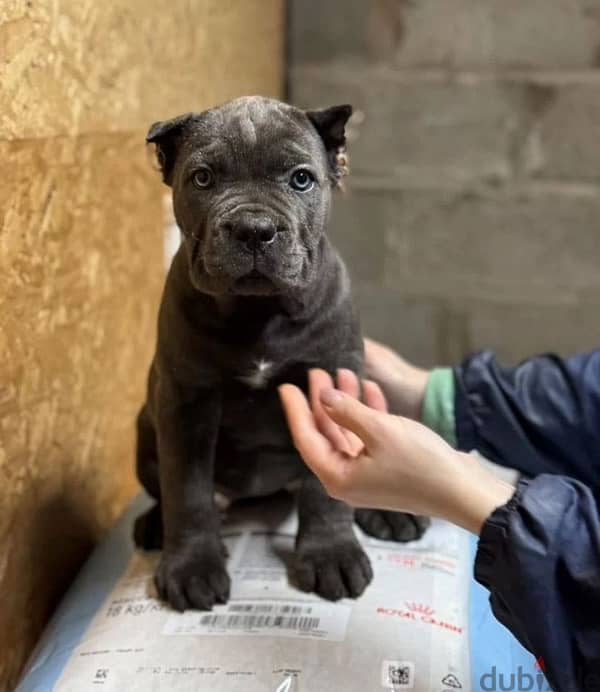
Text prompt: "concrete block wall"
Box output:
[[288, 0, 600, 365]]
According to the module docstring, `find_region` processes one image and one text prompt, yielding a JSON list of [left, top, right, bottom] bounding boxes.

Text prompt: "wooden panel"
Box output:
[[0, 133, 163, 689], [0, 0, 284, 139], [0, 1, 284, 688]]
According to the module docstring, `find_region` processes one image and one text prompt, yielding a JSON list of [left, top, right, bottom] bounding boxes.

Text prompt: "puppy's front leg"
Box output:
[[294, 474, 373, 600], [153, 384, 228, 612]]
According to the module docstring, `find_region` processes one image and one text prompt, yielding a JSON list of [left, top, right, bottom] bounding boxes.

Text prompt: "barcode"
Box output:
[[227, 604, 312, 615], [199, 614, 321, 631], [163, 600, 352, 641]]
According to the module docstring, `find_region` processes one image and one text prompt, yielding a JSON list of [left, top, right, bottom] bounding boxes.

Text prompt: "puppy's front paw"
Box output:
[[355, 509, 430, 542], [154, 543, 230, 612], [293, 538, 373, 601]]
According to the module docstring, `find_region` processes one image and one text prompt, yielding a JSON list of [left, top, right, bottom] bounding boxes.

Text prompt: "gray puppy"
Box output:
[[135, 96, 429, 612]]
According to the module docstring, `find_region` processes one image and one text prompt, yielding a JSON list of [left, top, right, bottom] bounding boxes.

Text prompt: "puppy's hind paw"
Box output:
[[355, 509, 430, 542]]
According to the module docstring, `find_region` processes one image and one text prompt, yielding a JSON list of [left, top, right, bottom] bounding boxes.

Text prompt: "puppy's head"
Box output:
[[147, 96, 351, 296]]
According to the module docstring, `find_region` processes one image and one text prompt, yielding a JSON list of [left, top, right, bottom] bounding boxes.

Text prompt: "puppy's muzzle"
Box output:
[[221, 211, 278, 253]]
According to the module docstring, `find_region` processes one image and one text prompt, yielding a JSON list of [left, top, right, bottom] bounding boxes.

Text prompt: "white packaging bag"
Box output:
[[55, 496, 471, 692]]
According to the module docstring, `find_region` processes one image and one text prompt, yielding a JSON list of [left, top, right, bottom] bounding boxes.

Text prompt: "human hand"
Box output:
[[279, 369, 515, 535], [363, 338, 430, 420]]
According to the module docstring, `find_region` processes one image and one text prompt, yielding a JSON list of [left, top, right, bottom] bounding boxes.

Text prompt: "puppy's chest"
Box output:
[[229, 351, 313, 395], [219, 355, 307, 437], [235, 357, 275, 390]]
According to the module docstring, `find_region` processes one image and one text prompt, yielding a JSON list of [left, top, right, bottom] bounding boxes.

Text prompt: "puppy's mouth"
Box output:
[[232, 268, 276, 293]]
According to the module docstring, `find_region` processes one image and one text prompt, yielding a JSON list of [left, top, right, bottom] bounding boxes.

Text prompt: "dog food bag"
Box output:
[[52, 497, 471, 692]]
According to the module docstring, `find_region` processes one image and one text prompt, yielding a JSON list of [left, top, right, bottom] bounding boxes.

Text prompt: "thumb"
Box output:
[[320, 388, 382, 446]]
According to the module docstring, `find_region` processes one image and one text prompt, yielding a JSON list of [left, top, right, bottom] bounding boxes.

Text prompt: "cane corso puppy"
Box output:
[[134, 96, 429, 611]]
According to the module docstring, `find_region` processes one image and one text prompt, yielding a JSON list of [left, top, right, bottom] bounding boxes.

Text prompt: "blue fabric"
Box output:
[[475, 475, 600, 692], [455, 350, 600, 691], [469, 536, 536, 691], [455, 349, 600, 486]]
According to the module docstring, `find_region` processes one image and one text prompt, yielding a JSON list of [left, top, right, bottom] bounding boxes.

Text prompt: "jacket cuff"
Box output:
[[422, 367, 457, 446], [474, 479, 526, 590]]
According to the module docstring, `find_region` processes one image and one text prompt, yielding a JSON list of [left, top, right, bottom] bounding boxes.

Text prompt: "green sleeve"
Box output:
[[422, 368, 456, 446]]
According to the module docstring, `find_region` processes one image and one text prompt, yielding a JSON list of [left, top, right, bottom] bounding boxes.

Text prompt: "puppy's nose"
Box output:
[[232, 217, 277, 250]]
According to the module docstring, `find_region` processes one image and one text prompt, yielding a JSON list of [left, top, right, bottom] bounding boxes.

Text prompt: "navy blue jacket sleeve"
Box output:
[[475, 475, 600, 691], [454, 349, 600, 485]]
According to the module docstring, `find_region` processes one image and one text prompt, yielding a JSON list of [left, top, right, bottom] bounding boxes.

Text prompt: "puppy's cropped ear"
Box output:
[[306, 104, 352, 184], [306, 105, 352, 151], [146, 113, 194, 185]]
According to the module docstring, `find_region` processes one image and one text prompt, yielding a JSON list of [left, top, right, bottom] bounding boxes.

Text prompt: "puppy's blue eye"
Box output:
[[290, 168, 315, 192], [192, 167, 213, 189]]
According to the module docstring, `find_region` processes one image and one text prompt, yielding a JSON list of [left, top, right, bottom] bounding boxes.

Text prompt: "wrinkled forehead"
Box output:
[[180, 98, 326, 172]]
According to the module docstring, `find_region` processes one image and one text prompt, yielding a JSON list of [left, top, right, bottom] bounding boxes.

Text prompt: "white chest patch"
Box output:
[[237, 359, 274, 389]]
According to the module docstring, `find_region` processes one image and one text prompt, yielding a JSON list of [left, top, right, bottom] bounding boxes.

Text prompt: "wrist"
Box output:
[[410, 367, 430, 420], [441, 453, 516, 535], [388, 367, 429, 420]]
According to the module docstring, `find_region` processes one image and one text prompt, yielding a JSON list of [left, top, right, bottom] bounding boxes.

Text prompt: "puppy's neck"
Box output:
[[213, 294, 295, 322]]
